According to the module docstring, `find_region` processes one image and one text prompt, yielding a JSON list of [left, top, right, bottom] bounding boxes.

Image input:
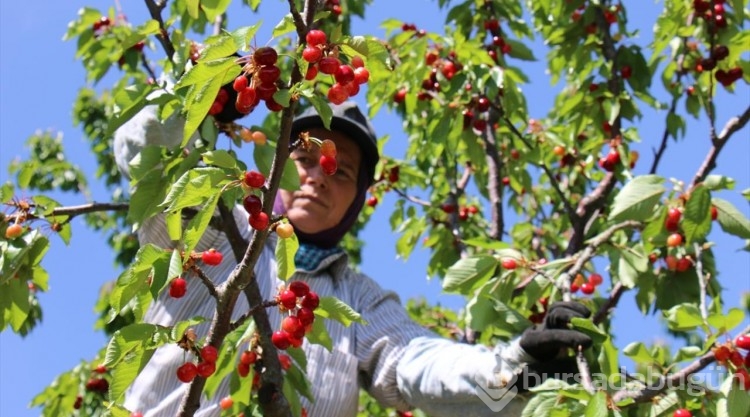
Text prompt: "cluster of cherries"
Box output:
[[691, 0, 744, 87], [168, 248, 224, 299], [365, 165, 400, 207], [176, 344, 219, 383], [241, 170, 271, 231], [654, 205, 718, 273], [597, 143, 622, 172], [301, 30, 370, 105], [570, 272, 604, 295], [271, 280, 321, 350], [322, 0, 342, 16], [462, 95, 493, 134]]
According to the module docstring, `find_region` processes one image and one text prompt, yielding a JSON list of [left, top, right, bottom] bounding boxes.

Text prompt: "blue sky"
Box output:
[[1, 1, 748, 416]]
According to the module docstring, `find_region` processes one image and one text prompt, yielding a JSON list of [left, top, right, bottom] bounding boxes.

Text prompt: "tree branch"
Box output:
[[190, 265, 219, 300], [592, 282, 625, 325], [612, 325, 750, 403], [144, 0, 176, 62], [691, 105, 750, 188], [480, 123, 505, 240], [7, 202, 129, 224]]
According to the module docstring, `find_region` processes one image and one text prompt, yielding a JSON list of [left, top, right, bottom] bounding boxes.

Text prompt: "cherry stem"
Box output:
[[189, 265, 219, 300]]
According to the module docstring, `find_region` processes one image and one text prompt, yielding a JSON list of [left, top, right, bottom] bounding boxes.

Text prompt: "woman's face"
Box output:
[[279, 127, 362, 234]]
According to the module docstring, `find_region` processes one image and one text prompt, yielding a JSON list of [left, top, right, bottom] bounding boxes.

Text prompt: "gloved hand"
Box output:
[[519, 301, 593, 362]]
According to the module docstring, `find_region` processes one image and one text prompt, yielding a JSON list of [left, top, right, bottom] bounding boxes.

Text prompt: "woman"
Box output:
[[114, 101, 591, 416]]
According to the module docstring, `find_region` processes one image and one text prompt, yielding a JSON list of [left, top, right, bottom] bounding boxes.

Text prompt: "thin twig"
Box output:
[[390, 187, 432, 207], [480, 123, 505, 240], [577, 348, 596, 395], [229, 300, 279, 332], [592, 282, 625, 325], [6, 202, 129, 223], [190, 265, 219, 300], [693, 243, 710, 328], [691, 105, 750, 188], [144, 0, 176, 61], [139, 52, 158, 82], [612, 325, 750, 403]]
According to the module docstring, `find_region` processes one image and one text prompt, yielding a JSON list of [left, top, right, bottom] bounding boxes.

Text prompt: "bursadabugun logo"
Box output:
[[474, 354, 518, 412]]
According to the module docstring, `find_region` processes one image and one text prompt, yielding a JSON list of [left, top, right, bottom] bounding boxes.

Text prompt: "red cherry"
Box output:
[[319, 56, 341, 75], [327, 83, 349, 105], [344, 80, 360, 97], [253, 47, 278, 66], [237, 362, 250, 377], [351, 55, 365, 68], [730, 350, 744, 367], [170, 278, 187, 298], [279, 290, 297, 310], [441, 203, 456, 214], [665, 255, 678, 271], [258, 65, 281, 84], [197, 361, 216, 378], [240, 350, 257, 366], [477, 96, 491, 112], [232, 75, 248, 92], [715, 345, 731, 362], [219, 396, 233, 410], [667, 207, 682, 224], [301, 291, 320, 310], [289, 281, 310, 297], [320, 155, 338, 175], [282, 316, 303, 335], [130, 412, 143, 417], [249, 212, 270, 231], [201, 345, 219, 363], [501, 258, 517, 270], [673, 409, 692, 417], [736, 368, 750, 390], [201, 249, 223, 266], [711, 205, 718, 221], [666, 233, 683, 247], [737, 335, 750, 350], [272, 331, 291, 350], [94, 364, 108, 374], [208, 100, 224, 116], [5, 223, 23, 239], [278, 353, 292, 370], [665, 217, 680, 232], [588, 273, 603, 286], [244, 170, 266, 188], [305, 64, 319, 80], [580, 282, 596, 295], [353, 67, 370, 85], [393, 88, 407, 103], [302, 46, 322, 63], [306, 29, 327, 47], [334, 64, 355, 85], [176, 362, 198, 383], [675, 257, 692, 272], [243, 195, 262, 215], [297, 307, 315, 326], [320, 139, 337, 158], [256, 83, 277, 101]]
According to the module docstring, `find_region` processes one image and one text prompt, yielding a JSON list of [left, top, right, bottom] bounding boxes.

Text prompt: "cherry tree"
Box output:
[[1, 0, 749, 416]]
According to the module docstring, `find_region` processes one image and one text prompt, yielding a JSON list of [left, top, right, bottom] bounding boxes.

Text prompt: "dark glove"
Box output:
[[519, 301, 593, 362]]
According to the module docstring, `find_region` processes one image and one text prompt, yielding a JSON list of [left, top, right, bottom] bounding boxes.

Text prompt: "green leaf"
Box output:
[[664, 303, 704, 331], [183, 193, 221, 257], [598, 338, 620, 388], [707, 308, 745, 333], [623, 342, 655, 364], [717, 372, 750, 417], [585, 391, 609, 417], [182, 77, 226, 145], [713, 198, 750, 239], [109, 348, 155, 405], [570, 317, 608, 345], [175, 57, 238, 90], [305, 316, 332, 351], [609, 175, 666, 222], [309, 95, 334, 131], [276, 233, 299, 280], [1, 278, 30, 332], [103, 323, 161, 367], [200, 34, 238, 61], [200, 0, 232, 21], [315, 296, 366, 327], [202, 150, 238, 170], [272, 13, 296, 38], [186, 0, 199, 19], [282, 378, 303, 417], [253, 143, 300, 192], [703, 175, 735, 191], [160, 167, 229, 212], [107, 84, 152, 136], [231, 23, 262, 52], [674, 346, 702, 362], [682, 184, 712, 245], [442, 255, 498, 293]]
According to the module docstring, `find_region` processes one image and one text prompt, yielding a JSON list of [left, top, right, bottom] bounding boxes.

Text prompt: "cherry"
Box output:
[[176, 362, 198, 383], [351, 55, 365, 68], [501, 258, 517, 270], [605, 148, 621, 167], [580, 282, 596, 295], [320, 139, 337, 157], [201, 249, 223, 266], [219, 396, 233, 410], [667, 207, 682, 224], [712, 45, 729, 61], [484, 18, 500, 31], [249, 212, 270, 231], [297, 307, 315, 326], [711, 205, 718, 221], [266, 98, 284, 112], [272, 330, 291, 350], [201, 345, 218, 363], [665, 255, 679, 271], [715, 345, 731, 362], [305, 65, 319, 80], [441, 61, 457, 79], [279, 290, 297, 310], [5, 223, 23, 239], [673, 409, 692, 417], [306, 29, 327, 47], [253, 47, 278, 66], [344, 81, 360, 97], [208, 100, 224, 116], [236, 86, 258, 108], [170, 278, 187, 298], [244, 170, 265, 188], [476, 96, 491, 112], [389, 166, 400, 183], [675, 257, 692, 272], [289, 281, 310, 298], [278, 353, 292, 370], [237, 362, 250, 377], [366, 196, 379, 207], [320, 154, 338, 175], [302, 46, 322, 63], [393, 88, 407, 103], [620, 66, 632, 79], [94, 364, 107, 373], [510, 149, 520, 160], [736, 368, 750, 390], [276, 223, 294, 239], [282, 316, 303, 334], [197, 361, 216, 378], [73, 395, 83, 409], [552, 145, 566, 157], [240, 350, 257, 365], [328, 83, 349, 105], [730, 350, 744, 367], [666, 233, 683, 247], [737, 335, 750, 350], [353, 67, 370, 84], [256, 83, 277, 100], [441, 203, 456, 213], [425, 51, 439, 65], [301, 291, 320, 310], [243, 195, 262, 215], [232, 75, 248, 92], [334, 65, 355, 85], [319, 56, 341, 75], [589, 273, 603, 286], [258, 65, 281, 84]]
